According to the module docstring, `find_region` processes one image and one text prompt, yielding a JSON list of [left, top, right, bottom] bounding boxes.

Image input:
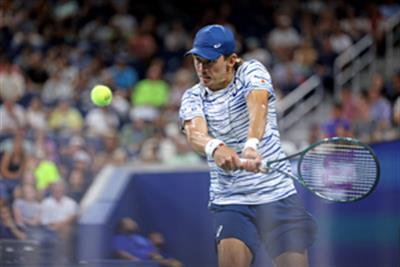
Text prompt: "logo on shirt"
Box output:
[[216, 225, 224, 238], [251, 77, 268, 85]]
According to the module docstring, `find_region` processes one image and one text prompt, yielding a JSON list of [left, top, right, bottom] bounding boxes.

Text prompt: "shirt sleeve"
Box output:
[[179, 87, 205, 131], [240, 60, 274, 98]]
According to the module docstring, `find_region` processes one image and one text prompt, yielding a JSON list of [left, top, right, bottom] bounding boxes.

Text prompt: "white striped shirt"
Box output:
[[180, 60, 296, 205]]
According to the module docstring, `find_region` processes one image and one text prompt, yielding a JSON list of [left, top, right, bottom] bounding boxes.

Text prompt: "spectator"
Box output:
[[0, 130, 26, 181], [110, 3, 137, 40], [267, 14, 300, 55], [0, 129, 33, 154], [0, 99, 27, 135], [48, 99, 84, 135], [329, 23, 353, 54], [71, 150, 92, 175], [79, 16, 116, 44], [340, 6, 371, 41], [59, 135, 91, 170], [158, 123, 202, 165], [315, 38, 338, 94], [108, 54, 138, 93], [85, 107, 120, 138], [340, 86, 362, 123], [40, 180, 78, 240], [119, 118, 154, 157], [41, 66, 74, 106], [293, 38, 318, 77], [316, 8, 336, 39], [271, 57, 304, 96], [384, 71, 400, 104], [26, 97, 48, 133], [162, 20, 191, 73], [167, 68, 196, 112], [0, 55, 26, 101], [34, 155, 61, 194], [139, 136, 161, 163], [21, 171, 36, 187], [112, 217, 165, 262], [366, 3, 385, 56], [21, 50, 49, 90], [12, 183, 41, 232], [163, 20, 190, 54], [113, 217, 155, 261], [109, 88, 131, 122], [352, 91, 374, 143], [88, 133, 123, 171], [308, 123, 322, 146], [53, 0, 79, 22], [368, 86, 392, 140], [38, 179, 78, 262], [67, 168, 88, 203], [243, 37, 272, 68], [130, 59, 170, 122], [32, 131, 59, 164], [321, 100, 352, 138], [148, 231, 183, 267], [103, 133, 122, 156], [128, 15, 158, 61], [0, 204, 27, 240]]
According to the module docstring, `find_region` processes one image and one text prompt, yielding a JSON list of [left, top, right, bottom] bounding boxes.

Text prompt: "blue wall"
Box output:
[[78, 140, 400, 266]]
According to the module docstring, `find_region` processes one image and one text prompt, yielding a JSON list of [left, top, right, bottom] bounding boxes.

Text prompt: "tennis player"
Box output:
[[179, 24, 317, 267]]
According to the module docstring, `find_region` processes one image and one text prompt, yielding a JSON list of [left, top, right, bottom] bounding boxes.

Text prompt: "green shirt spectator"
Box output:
[[130, 59, 170, 108], [34, 160, 60, 191], [131, 79, 169, 107]]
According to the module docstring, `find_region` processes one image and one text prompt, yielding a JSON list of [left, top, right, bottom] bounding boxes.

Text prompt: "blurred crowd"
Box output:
[[315, 71, 400, 145], [0, 0, 400, 263]]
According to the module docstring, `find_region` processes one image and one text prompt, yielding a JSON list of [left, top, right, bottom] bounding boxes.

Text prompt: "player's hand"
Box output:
[[213, 145, 242, 171], [241, 147, 262, 172]]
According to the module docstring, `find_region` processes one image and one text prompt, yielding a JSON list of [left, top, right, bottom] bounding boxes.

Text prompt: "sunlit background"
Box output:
[[0, 0, 399, 266]]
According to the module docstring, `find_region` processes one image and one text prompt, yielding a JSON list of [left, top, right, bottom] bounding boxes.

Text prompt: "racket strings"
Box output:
[[300, 141, 378, 201]]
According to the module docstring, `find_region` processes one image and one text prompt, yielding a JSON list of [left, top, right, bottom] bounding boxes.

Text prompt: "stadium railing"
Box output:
[[385, 10, 400, 77]]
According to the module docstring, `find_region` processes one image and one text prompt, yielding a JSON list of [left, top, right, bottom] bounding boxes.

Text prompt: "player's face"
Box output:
[[193, 55, 236, 91]]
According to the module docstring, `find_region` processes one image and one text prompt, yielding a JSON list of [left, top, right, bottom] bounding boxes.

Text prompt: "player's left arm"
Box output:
[[242, 90, 269, 171], [247, 90, 268, 140]]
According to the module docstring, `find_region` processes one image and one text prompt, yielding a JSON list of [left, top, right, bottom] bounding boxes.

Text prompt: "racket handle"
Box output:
[[239, 158, 268, 173]]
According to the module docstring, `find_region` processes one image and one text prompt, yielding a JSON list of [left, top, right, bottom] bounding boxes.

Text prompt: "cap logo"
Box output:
[[213, 43, 222, 49]]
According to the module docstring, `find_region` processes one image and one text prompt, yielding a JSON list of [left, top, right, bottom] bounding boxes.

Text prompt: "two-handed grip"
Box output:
[[239, 158, 268, 173]]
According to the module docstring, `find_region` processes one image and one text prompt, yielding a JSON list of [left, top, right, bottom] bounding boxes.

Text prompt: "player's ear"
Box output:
[[225, 53, 238, 68]]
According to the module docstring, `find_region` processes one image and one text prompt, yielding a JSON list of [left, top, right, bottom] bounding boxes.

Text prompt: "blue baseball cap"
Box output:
[[186, 24, 236, 60]]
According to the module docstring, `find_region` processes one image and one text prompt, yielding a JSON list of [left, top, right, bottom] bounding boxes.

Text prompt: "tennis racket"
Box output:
[[241, 137, 380, 202]]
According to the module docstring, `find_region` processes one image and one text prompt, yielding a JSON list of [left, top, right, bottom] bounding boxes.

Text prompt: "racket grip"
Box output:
[[239, 158, 267, 173]]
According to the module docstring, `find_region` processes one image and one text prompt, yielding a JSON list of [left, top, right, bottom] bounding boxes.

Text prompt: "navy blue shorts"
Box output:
[[209, 194, 317, 259]]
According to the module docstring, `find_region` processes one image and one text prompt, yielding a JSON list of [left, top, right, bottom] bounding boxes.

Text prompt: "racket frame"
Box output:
[[262, 137, 380, 202]]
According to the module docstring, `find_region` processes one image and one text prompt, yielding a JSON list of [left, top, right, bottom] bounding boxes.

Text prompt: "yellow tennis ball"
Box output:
[[91, 85, 112, 106]]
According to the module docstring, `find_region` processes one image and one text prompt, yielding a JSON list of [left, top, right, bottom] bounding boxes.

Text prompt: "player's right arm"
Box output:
[[183, 117, 242, 171]]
